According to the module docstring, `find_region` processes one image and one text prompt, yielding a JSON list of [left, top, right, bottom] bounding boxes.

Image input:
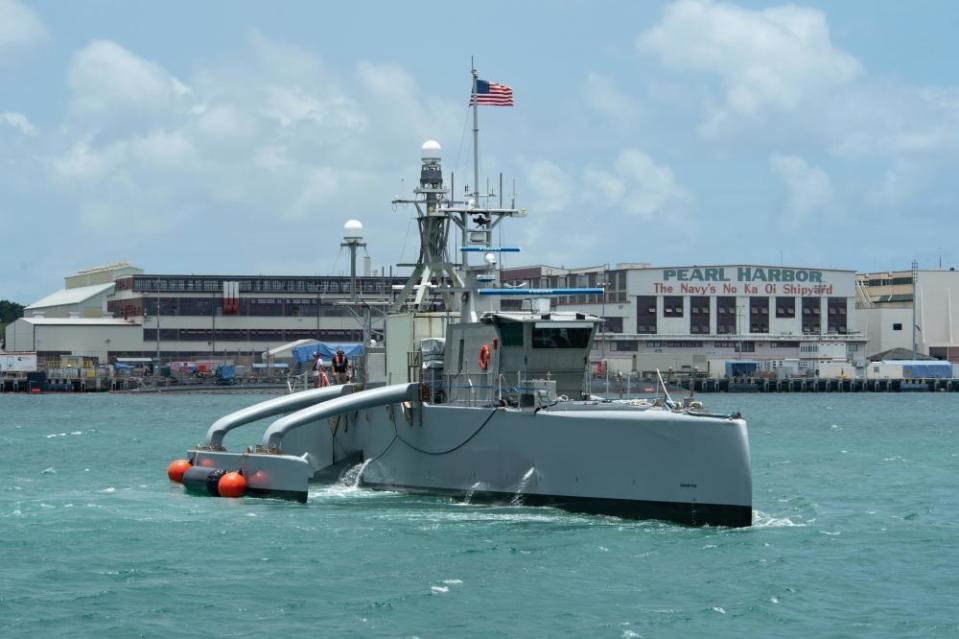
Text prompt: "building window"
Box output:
[[716, 297, 737, 334], [893, 323, 903, 331], [602, 316, 624, 333], [776, 296, 796, 318], [750, 297, 769, 333], [802, 297, 821, 334], [827, 297, 847, 334], [663, 296, 684, 318], [636, 296, 657, 334], [690, 296, 710, 335], [714, 340, 755, 352], [614, 340, 639, 352], [500, 299, 523, 310]]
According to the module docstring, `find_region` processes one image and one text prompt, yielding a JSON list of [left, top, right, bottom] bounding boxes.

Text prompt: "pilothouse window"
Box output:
[[499, 322, 524, 346], [532, 327, 592, 349]]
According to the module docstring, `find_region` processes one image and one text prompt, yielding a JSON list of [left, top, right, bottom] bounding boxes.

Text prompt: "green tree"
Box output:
[[0, 299, 25, 336]]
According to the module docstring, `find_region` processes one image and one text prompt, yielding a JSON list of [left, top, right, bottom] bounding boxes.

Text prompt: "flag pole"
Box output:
[[467, 58, 480, 269], [471, 59, 480, 210]]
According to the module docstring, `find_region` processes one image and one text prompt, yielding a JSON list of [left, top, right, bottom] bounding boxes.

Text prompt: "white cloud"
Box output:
[[523, 160, 573, 213], [770, 153, 834, 227], [583, 72, 637, 122], [827, 84, 959, 157], [516, 149, 690, 265], [263, 85, 362, 131], [584, 149, 689, 218], [866, 160, 927, 207], [67, 40, 192, 127], [356, 61, 460, 147], [291, 167, 341, 219], [54, 140, 112, 182], [48, 32, 464, 254], [0, 111, 35, 135], [635, 0, 959, 222], [638, 0, 860, 134], [0, 0, 48, 51], [583, 167, 626, 203]]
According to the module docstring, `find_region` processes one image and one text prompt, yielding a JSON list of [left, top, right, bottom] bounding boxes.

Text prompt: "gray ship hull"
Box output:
[[193, 398, 751, 527], [349, 404, 751, 527]]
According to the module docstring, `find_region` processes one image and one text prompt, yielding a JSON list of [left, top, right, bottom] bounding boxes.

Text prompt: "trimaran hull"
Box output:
[[191, 401, 752, 527]]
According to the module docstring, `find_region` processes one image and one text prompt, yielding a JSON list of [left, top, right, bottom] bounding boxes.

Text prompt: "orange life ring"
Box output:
[[478, 344, 491, 371]]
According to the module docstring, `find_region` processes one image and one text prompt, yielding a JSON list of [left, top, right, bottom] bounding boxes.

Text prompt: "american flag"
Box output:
[[470, 79, 514, 106]]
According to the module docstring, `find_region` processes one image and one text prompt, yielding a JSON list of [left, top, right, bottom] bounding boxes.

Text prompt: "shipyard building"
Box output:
[[11, 259, 959, 376], [501, 263, 866, 376], [4, 261, 404, 364], [855, 268, 959, 362]]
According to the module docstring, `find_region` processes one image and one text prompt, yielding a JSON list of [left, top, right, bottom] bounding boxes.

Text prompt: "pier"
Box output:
[[672, 377, 959, 393]]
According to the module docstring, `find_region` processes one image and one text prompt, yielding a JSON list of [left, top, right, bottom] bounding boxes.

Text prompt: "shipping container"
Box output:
[[900, 360, 953, 379], [706, 358, 727, 378], [817, 361, 855, 379], [725, 360, 758, 378]]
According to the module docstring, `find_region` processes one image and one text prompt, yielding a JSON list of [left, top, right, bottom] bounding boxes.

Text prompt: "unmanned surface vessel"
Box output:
[[173, 79, 752, 527]]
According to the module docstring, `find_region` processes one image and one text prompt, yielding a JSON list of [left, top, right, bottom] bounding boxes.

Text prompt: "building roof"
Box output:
[[263, 339, 320, 358], [867, 347, 936, 362], [16, 317, 138, 326], [74, 261, 135, 275], [25, 282, 115, 310], [639, 264, 856, 273], [503, 263, 855, 275]]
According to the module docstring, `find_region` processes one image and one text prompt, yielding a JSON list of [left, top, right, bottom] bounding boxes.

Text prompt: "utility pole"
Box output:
[[155, 284, 160, 367], [912, 259, 919, 359], [211, 286, 217, 356]]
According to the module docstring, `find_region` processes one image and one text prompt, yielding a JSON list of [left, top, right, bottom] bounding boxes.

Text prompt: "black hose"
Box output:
[[392, 408, 498, 456]]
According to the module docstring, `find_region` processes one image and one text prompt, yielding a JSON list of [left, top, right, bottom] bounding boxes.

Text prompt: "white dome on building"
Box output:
[[343, 219, 363, 240]]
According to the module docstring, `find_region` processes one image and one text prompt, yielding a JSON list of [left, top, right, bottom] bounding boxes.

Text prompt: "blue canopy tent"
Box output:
[[291, 342, 365, 364]]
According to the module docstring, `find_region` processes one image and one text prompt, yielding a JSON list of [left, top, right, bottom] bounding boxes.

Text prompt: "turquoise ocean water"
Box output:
[[1, 392, 956, 637]]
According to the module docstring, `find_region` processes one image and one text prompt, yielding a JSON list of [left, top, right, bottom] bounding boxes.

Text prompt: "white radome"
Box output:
[[421, 140, 442, 161], [343, 219, 363, 240]]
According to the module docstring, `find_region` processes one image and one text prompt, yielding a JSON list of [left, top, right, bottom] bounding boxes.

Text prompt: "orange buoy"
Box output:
[[167, 459, 192, 483], [217, 471, 246, 498]]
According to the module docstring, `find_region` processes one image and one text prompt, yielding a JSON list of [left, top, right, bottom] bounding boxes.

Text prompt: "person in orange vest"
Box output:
[[332, 348, 350, 384]]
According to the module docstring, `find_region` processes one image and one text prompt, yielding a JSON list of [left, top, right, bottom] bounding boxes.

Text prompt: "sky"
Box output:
[[2, 0, 959, 304]]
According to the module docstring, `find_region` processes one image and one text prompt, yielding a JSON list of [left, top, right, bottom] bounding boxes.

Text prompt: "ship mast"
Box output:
[[391, 65, 526, 320]]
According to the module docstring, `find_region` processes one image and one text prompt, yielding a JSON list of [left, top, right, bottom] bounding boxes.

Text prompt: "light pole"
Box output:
[[599, 272, 611, 361], [341, 220, 367, 303], [599, 265, 612, 392], [341, 219, 370, 347], [316, 279, 328, 341]]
